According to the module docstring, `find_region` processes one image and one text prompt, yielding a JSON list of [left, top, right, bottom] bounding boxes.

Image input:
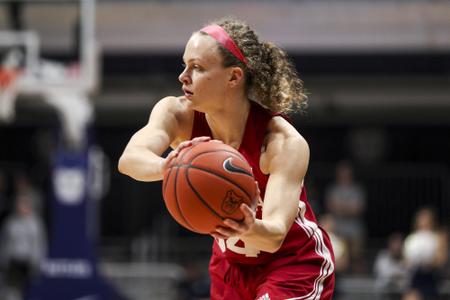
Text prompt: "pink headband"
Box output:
[[200, 24, 248, 65]]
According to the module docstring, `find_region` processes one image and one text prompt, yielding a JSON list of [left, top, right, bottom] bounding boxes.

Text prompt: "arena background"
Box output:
[[0, 1, 449, 299]]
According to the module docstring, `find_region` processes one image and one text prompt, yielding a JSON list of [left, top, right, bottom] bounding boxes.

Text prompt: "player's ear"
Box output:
[[228, 67, 244, 88]]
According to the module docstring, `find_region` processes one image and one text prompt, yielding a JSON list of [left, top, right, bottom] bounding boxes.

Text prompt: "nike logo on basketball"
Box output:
[[223, 157, 252, 176]]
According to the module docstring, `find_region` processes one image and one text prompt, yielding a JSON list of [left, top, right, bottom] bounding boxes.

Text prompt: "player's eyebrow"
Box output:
[[182, 57, 204, 64]]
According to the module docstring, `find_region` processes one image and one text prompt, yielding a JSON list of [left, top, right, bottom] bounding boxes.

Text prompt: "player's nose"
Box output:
[[178, 69, 191, 85]]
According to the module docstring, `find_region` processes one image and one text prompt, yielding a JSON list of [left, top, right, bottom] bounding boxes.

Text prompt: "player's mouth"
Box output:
[[183, 87, 194, 99]]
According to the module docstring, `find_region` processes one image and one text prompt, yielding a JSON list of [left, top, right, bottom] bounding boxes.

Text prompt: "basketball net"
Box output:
[[43, 87, 93, 148], [0, 49, 22, 123]]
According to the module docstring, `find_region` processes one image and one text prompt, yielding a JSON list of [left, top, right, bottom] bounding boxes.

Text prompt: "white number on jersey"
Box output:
[[217, 237, 260, 257]]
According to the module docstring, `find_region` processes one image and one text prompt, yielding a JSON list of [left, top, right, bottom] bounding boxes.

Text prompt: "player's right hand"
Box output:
[[161, 136, 211, 172]]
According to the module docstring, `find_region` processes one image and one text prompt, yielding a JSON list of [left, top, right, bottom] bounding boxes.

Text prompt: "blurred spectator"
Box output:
[[319, 214, 349, 273], [14, 172, 43, 216], [325, 160, 366, 272], [402, 289, 423, 300], [319, 214, 349, 300], [374, 232, 408, 299], [0, 194, 47, 300], [403, 207, 448, 300]]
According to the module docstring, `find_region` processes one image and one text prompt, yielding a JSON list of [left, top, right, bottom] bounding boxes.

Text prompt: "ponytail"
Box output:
[[205, 17, 307, 114], [250, 41, 307, 114]]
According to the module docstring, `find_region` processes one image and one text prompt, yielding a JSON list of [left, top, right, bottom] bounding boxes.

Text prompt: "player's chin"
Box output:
[[180, 95, 192, 102], [182, 95, 196, 106], [186, 99, 207, 113]]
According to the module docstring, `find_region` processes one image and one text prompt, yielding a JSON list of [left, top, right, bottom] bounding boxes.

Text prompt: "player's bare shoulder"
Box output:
[[260, 116, 309, 174], [151, 96, 194, 143], [153, 96, 192, 121]]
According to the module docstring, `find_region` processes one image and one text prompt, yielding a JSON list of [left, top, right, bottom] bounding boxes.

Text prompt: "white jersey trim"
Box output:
[[288, 200, 335, 300]]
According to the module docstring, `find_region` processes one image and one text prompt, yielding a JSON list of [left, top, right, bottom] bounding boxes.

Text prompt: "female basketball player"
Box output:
[[119, 18, 335, 300]]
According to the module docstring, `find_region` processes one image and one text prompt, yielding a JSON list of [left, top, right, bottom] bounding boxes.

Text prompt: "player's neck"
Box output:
[[205, 97, 251, 149]]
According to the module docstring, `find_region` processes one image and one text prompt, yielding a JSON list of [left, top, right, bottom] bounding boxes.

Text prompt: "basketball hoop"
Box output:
[[0, 66, 21, 123], [0, 0, 99, 148]]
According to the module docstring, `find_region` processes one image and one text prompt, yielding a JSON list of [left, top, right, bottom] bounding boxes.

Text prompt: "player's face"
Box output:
[[179, 33, 231, 111]]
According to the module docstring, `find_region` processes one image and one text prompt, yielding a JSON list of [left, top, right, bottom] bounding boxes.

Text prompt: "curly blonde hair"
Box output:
[[199, 17, 307, 114]]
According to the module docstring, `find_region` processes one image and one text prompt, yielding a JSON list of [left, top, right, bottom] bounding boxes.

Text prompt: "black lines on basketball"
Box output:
[[188, 149, 248, 166], [173, 166, 197, 233], [177, 142, 195, 162], [185, 168, 225, 222], [186, 165, 253, 201], [162, 166, 173, 199]]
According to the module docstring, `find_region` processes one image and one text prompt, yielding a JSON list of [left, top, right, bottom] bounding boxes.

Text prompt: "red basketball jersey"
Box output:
[[191, 101, 334, 266]]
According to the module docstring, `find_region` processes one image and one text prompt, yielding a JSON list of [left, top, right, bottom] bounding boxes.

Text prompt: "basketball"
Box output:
[[162, 141, 257, 234]]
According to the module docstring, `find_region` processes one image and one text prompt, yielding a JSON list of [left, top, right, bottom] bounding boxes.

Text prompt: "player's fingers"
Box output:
[[167, 150, 178, 160], [192, 136, 211, 143], [215, 225, 238, 237], [255, 181, 260, 197], [172, 141, 192, 157], [162, 151, 178, 170], [177, 140, 192, 151], [223, 218, 248, 235], [223, 218, 240, 229], [251, 181, 261, 209], [175, 138, 209, 157], [241, 203, 252, 214], [241, 204, 255, 225], [191, 137, 211, 148]]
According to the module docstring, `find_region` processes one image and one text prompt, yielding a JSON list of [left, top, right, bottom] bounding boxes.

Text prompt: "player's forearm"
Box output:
[[118, 146, 166, 182], [240, 219, 287, 253]]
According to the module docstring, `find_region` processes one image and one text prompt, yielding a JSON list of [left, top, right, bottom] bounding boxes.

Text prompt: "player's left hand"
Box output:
[[211, 181, 260, 239]]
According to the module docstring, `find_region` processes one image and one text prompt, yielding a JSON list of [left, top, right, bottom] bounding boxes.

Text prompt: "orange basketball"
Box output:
[[162, 141, 257, 234]]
